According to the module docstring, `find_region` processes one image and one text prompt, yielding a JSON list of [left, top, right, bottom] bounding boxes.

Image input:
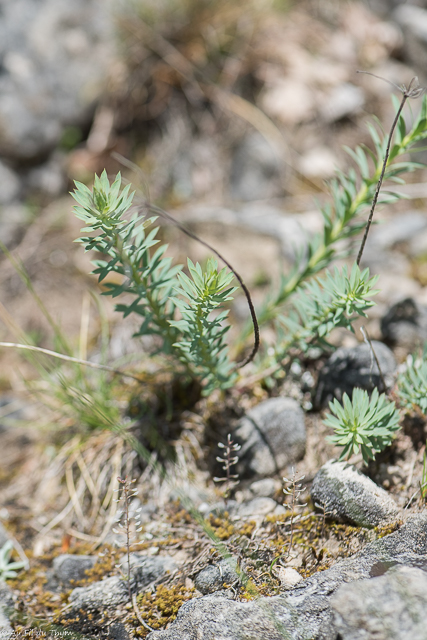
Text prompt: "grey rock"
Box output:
[[107, 622, 129, 640], [0, 582, 16, 640], [169, 136, 222, 200], [368, 0, 414, 18], [0, 609, 13, 640], [126, 553, 177, 590], [275, 567, 304, 590], [195, 558, 239, 595], [0, 161, 20, 205], [136, 501, 158, 525], [248, 478, 281, 499], [234, 397, 306, 479], [315, 341, 397, 407], [147, 514, 427, 640], [0, 0, 115, 159], [0, 204, 27, 249], [230, 133, 284, 201], [239, 203, 309, 262], [50, 554, 98, 589], [311, 460, 400, 528], [26, 152, 67, 197], [235, 497, 282, 518], [70, 575, 129, 609], [359, 247, 411, 277], [148, 592, 304, 640], [320, 83, 365, 123], [0, 582, 14, 609], [297, 146, 338, 179], [199, 498, 284, 520], [69, 554, 178, 610], [367, 211, 427, 250], [197, 500, 238, 517], [381, 297, 427, 349], [331, 565, 427, 640], [393, 5, 427, 72], [169, 482, 210, 509]]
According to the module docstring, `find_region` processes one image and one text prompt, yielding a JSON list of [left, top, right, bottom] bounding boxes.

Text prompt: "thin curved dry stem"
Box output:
[[0, 342, 144, 383], [113, 151, 260, 368], [65, 455, 88, 529], [356, 75, 425, 265]]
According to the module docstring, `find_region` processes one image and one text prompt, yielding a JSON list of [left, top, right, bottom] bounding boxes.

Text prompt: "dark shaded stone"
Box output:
[[315, 341, 396, 407], [233, 397, 306, 479], [381, 297, 427, 349], [108, 622, 129, 640], [394, 5, 427, 72], [195, 558, 239, 595]]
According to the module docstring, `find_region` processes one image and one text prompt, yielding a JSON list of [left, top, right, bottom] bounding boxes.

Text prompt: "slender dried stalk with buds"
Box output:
[[113, 476, 143, 601], [282, 468, 307, 557], [213, 434, 241, 508]]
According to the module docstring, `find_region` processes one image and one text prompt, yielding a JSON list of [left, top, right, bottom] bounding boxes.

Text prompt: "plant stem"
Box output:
[[356, 92, 409, 266], [118, 476, 132, 602]]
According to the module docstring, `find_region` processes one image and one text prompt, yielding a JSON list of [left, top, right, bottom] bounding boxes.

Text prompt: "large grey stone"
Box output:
[[147, 591, 319, 640], [194, 558, 239, 595], [69, 554, 178, 610], [0, 0, 116, 160], [315, 341, 397, 407], [70, 576, 129, 609], [126, 553, 177, 590], [331, 565, 427, 640], [311, 460, 400, 528], [233, 397, 306, 479], [50, 554, 98, 588], [146, 514, 427, 640]]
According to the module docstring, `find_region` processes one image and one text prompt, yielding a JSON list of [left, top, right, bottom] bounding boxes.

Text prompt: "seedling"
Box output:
[[0, 540, 26, 581], [324, 388, 400, 465]]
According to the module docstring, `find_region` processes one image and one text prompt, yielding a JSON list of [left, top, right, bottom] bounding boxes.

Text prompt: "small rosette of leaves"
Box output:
[[0, 541, 26, 581], [324, 387, 400, 465], [397, 352, 427, 414], [276, 262, 379, 355], [170, 258, 237, 394]]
